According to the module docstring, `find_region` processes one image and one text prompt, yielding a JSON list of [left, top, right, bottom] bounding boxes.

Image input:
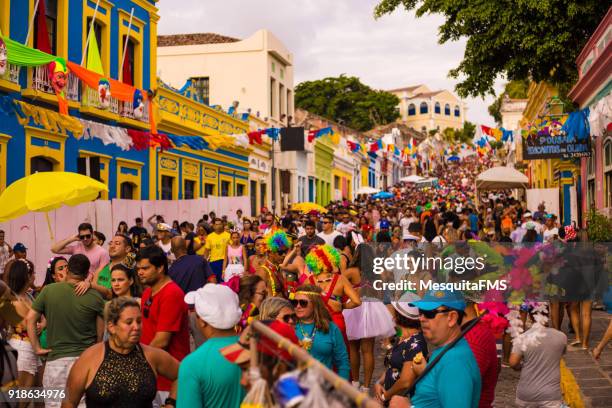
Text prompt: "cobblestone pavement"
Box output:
[[360, 311, 612, 407], [563, 310, 612, 408], [362, 338, 520, 405]]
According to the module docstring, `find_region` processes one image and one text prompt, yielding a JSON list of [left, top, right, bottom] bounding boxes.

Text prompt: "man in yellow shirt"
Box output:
[[203, 218, 231, 282]]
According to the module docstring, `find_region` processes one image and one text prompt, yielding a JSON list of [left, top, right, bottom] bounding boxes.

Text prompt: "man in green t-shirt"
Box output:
[[84, 233, 132, 299], [27, 254, 104, 408]]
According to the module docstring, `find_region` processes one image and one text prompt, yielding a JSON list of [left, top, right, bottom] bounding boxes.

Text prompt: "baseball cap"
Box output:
[[411, 289, 466, 312], [13, 243, 27, 252], [156, 223, 172, 232], [184, 284, 242, 329], [221, 320, 299, 365], [522, 212, 532, 218], [380, 220, 390, 229]]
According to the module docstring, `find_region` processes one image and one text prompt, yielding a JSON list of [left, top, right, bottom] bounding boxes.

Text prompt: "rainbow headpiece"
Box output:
[[48, 58, 68, 76], [264, 229, 292, 253], [305, 244, 340, 275]]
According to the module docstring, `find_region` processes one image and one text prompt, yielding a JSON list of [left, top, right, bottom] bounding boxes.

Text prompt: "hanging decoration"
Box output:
[[265, 127, 280, 141], [132, 89, 144, 119], [126, 129, 151, 151], [1, 35, 57, 66], [13, 100, 83, 136], [150, 133, 173, 151], [204, 133, 236, 151], [561, 108, 590, 140], [35, 0, 52, 54], [79, 119, 132, 150], [247, 130, 264, 145], [0, 38, 7, 76], [97, 78, 111, 109], [588, 94, 611, 137], [48, 58, 69, 115], [167, 134, 207, 151]]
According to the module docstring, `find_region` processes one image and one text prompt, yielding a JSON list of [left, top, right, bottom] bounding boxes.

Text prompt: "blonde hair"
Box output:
[[295, 284, 331, 333], [259, 297, 293, 320]]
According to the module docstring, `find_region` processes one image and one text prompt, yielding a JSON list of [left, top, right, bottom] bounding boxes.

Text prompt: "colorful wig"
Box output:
[[264, 229, 292, 253], [305, 244, 341, 275]]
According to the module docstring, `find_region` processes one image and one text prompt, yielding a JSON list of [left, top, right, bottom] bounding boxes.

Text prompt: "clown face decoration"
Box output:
[[0, 39, 6, 76], [98, 78, 111, 109], [48, 59, 68, 95], [133, 89, 144, 119]]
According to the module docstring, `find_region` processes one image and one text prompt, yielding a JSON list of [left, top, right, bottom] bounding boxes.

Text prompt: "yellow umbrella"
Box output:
[[0, 172, 108, 238], [291, 202, 328, 214]]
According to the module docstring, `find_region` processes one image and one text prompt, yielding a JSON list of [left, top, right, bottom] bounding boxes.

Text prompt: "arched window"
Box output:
[[120, 182, 135, 199], [454, 105, 460, 117], [420, 102, 428, 114], [408, 103, 416, 116], [434, 102, 441, 114], [30, 156, 54, 174], [444, 104, 451, 115]]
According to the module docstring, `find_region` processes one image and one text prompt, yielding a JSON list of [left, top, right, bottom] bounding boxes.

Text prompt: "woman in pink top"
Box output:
[[222, 231, 247, 281]]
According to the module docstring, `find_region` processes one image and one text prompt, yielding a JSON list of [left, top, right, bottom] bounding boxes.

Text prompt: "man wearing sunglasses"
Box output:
[[399, 289, 481, 408], [52, 222, 110, 277]]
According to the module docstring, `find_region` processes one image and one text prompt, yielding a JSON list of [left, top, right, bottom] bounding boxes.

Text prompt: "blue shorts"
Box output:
[[209, 259, 224, 282]]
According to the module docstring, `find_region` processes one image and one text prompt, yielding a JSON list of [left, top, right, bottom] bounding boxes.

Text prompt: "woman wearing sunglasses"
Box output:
[[292, 284, 350, 380], [236, 274, 266, 330], [303, 244, 361, 353], [259, 297, 297, 325]]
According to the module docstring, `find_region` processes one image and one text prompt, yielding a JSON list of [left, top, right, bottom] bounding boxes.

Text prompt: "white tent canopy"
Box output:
[[475, 166, 529, 190], [400, 175, 424, 183], [355, 186, 381, 195]]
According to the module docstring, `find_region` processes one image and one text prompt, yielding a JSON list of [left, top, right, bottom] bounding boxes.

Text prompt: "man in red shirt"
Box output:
[[136, 245, 189, 408], [463, 299, 499, 408]]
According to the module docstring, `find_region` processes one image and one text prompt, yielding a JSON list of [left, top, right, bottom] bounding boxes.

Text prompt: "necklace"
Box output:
[[298, 322, 316, 351], [261, 264, 277, 296]]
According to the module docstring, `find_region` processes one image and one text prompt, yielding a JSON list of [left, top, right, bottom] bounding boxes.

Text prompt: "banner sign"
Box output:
[[522, 133, 591, 160]]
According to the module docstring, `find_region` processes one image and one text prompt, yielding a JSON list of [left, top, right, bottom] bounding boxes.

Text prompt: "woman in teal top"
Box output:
[[293, 284, 350, 379]]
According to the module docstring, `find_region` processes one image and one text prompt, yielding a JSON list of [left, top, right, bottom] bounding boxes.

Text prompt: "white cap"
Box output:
[[391, 291, 421, 320], [184, 284, 242, 329], [523, 212, 532, 218]]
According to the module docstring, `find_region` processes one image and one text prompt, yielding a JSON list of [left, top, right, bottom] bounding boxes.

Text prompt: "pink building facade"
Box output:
[[568, 7, 612, 224]]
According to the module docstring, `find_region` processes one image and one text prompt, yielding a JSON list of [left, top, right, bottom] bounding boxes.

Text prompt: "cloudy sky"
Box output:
[[158, 0, 503, 126]]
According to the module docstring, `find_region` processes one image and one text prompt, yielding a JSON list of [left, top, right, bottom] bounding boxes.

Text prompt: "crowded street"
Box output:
[[0, 1, 611, 407]]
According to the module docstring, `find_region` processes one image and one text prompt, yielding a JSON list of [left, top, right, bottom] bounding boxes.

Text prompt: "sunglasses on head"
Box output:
[[143, 296, 153, 318], [79, 234, 92, 240], [291, 299, 310, 308], [281, 313, 297, 323], [418, 307, 451, 319]]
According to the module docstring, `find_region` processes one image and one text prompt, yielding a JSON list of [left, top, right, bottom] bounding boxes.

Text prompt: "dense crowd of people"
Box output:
[[0, 155, 609, 408]]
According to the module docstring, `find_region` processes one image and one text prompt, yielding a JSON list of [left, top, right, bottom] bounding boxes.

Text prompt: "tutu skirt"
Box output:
[[224, 263, 245, 281], [343, 297, 396, 340]]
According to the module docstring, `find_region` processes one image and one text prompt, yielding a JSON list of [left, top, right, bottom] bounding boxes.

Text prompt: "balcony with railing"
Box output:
[[81, 86, 120, 115], [119, 98, 150, 124], [0, 63, 21, 86], [31, 65, 80, 101]]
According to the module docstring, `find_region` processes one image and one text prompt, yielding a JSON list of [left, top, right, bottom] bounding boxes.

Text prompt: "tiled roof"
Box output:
[[158, 33, 240, 47], [387, 85, 423, 93], [411, 91, 445, 98]]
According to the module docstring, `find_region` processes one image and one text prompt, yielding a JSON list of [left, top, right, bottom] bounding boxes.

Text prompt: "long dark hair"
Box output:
[[7, 261, 30, 294], [110, 264, 142, 298], [43, 256, 67, 286]]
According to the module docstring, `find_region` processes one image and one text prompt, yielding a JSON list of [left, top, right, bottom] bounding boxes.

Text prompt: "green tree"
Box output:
[[488, 80, 530, 125], [442, 121, 476, 144], [374, 1, 608, 98], [295, 75, 400, 131]]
